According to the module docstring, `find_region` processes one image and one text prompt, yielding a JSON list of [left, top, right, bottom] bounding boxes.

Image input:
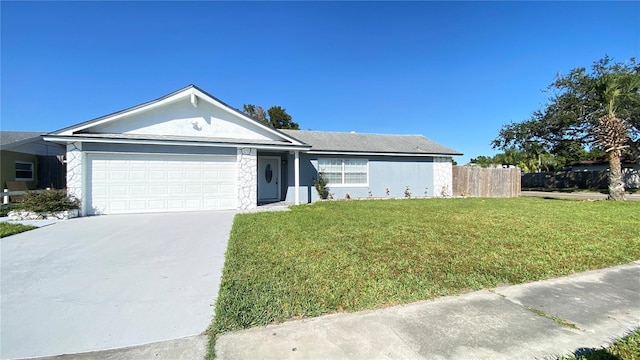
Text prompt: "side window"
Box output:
[[15, 161, 34, 181], [317, 158, 368, 186]]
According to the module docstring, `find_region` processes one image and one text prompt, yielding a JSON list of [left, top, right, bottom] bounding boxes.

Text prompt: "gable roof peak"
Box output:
[[48, 85, 306, 146]]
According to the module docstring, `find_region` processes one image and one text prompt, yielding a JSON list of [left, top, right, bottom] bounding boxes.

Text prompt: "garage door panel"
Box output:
[[93, 171, 108, 181], [185, 199, 201, 208], [109, 186, 128, 196], [220, 184, 237, 193], [149, 185, 168, 195], [108, 201, 127, 211], [185, 171, 203, 180], [109, 171, 128, 181], [130, 171, 146, 180], [168, 171, 184, 180], [167, 186, 184, 195], [167, 199, 185, 209], [130, 200, 147, 210], [88, 153, 238, 214], [148, 200, 166, 210], [219, 199, 235, 208]]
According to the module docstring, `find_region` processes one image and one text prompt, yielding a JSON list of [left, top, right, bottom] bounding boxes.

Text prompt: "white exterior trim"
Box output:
[[43, 135, 310, 152]]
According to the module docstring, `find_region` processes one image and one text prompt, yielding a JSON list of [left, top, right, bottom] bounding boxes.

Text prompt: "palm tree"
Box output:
[[594, 73, 639, 200]]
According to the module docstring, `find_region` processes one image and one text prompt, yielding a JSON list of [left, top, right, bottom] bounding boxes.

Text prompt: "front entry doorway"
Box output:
[[258, 156, 280, 202]]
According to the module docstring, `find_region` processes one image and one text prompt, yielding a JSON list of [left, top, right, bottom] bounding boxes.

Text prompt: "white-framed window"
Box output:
[[15, 161, 34, 181], [318, 158, 368, 186]]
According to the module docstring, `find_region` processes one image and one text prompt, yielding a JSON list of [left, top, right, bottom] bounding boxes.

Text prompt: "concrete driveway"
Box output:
[[1, 210, 235, 360]]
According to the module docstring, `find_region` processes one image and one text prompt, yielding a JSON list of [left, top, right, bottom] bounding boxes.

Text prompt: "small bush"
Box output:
[[313, 172, 329, 200], [0, 206, 11, 217], [17, 190, 80, 214]]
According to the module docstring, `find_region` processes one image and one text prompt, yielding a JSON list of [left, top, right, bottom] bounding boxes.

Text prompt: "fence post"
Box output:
[[3, 188, 9, 205]]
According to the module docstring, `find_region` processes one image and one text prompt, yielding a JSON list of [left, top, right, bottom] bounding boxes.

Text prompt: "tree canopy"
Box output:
[[242, 104, 300, 130], [492, 56, 640, 200], [470, 146, 605, 172]]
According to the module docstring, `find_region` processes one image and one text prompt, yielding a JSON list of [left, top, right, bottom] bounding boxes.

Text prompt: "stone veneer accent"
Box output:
[[237, 148, 257, 210], [8, 209, 79, 221], [433, 157, 453, 197], [66, 142, 83, 203]]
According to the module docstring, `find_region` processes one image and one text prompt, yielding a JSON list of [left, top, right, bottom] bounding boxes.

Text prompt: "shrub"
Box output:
[[0, 206, 11, 217], [17, 190, 80, 214], [313, 172, 329, 200]]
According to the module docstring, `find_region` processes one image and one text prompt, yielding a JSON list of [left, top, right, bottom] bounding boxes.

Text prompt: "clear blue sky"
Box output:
[[2, 1, 638, 163]]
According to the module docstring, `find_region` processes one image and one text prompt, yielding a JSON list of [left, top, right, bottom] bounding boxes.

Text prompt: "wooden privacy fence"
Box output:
[[453, 166, 521, 197]]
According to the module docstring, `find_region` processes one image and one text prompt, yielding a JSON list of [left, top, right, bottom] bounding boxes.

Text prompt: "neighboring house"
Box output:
[[0, 131, 66, 190], [567, 157, 640, 189], [44, 85, 462, 216], [568, 159, 640, 172]]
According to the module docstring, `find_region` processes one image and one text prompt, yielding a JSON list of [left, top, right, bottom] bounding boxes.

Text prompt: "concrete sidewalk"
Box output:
[[216, 262, 640, 360]]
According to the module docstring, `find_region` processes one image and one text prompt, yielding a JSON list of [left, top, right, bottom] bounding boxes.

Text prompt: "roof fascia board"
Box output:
[[306, 150, 461, 157], [43, 135, 311, 151]]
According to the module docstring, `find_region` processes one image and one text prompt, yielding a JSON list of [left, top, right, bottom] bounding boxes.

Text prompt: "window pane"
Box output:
[[16, 170, 32, 179], [16, 163, 32, 171], [319, 159, 341, 173], [319, 159, 343, 184], [344, 159, 367, 184], [15, 162, 33, 180], [345, 172, 367, 184], [325, 173, 342, 184]]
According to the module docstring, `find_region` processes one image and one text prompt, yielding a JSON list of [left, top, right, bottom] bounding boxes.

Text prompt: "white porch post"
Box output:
[[294, 150, 300, 205]]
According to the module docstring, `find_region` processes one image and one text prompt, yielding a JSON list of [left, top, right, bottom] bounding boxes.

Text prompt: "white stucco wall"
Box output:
[[89, 99, 281, 141], [432, 157, 453, 197], [237, 148, 257, 210]]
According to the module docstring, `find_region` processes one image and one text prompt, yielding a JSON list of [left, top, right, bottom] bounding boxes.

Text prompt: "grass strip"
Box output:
[[528, 307, 579, 329], [0, 222, 37, 238]]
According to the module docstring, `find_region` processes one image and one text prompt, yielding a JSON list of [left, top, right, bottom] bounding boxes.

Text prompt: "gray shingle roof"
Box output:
[[280, 130, 462, 156], [0, 131, 45, 149]]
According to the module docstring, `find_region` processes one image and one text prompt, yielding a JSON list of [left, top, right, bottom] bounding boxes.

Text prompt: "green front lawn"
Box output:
[[0, 222, 37, 238], [210, 197, 640, 343]]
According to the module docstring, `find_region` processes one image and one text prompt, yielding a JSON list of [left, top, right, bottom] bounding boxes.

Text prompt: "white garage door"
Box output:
[[88, 153, 237, 215]]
